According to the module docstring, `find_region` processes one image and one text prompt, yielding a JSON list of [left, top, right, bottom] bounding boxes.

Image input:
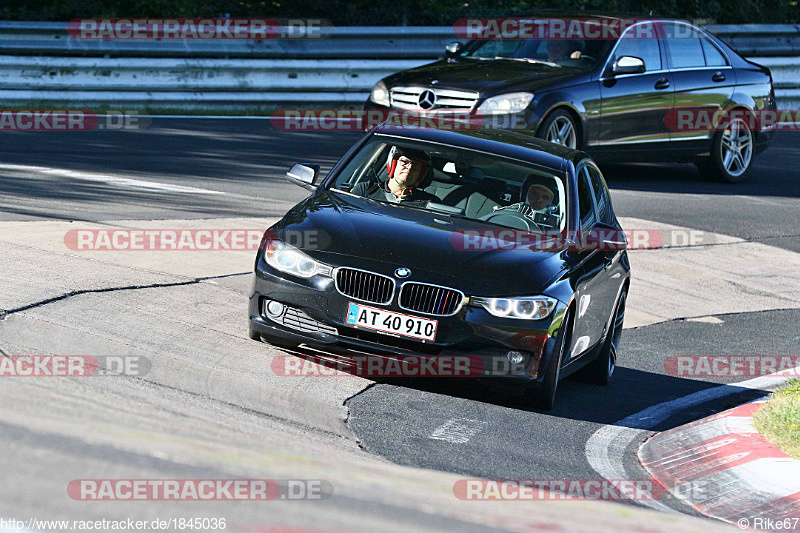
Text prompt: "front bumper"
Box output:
[[249, 257, 569, 393]]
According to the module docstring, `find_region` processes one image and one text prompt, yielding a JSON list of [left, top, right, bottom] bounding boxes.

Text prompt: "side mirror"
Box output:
[[612, 56, 645, 75], [445, 41, 463, 58], [286, 163, 320, 191]]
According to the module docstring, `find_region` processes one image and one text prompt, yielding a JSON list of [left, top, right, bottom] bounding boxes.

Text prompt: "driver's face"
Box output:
[[394, 156, 424, 187], [527, 186, 554, 210]]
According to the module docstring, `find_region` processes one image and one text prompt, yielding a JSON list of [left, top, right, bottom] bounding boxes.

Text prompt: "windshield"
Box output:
[[329, 137, 568, 233], [462, 38, 614, 68]]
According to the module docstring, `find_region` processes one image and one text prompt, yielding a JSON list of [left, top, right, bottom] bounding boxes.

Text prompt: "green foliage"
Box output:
[[753, 379, 800, 460], [1, 0, 797, 23]]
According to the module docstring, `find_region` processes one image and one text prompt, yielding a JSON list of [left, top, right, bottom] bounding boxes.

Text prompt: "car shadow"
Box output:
[[597, 131, 800, 198], [276, 345, 769, 433]]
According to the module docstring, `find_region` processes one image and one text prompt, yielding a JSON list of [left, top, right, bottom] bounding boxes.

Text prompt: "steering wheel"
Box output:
[[479, 210, 543, 232]]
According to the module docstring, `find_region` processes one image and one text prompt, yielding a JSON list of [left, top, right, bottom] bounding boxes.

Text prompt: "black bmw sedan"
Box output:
[[364, 16, 776, 183], [249, 124, 630, 409]]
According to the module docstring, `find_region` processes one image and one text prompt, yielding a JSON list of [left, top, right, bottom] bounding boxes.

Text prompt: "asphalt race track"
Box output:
[[1, 118, 799, 532]]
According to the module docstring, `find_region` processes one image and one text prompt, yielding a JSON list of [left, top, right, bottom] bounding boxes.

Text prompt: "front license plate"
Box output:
[[346, 302, 437, 341]]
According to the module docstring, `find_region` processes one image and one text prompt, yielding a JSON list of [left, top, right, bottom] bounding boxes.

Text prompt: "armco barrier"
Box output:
[[0, 22, 797, 110]]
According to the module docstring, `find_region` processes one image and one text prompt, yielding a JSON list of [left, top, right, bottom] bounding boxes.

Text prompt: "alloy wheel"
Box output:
[[720, 118, 753, 178], [545, 116, 577, 148]]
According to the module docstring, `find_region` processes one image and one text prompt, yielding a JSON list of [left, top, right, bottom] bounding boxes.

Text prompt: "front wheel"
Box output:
[[528, 308, 572, 410], [696, 116, 754, 183], [537, 110, 579, 149], [581, 290, 626, 385]]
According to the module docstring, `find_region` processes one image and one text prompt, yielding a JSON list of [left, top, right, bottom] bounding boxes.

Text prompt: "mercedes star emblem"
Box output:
[[417, 90, 436, 110]]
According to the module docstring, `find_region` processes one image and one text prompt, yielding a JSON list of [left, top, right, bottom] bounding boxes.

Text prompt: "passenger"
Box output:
[[491, 174, 559, 222], [351, 146, 437, 204]]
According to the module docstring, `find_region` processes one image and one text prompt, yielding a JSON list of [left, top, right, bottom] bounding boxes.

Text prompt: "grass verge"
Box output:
[[753, 378, 800, 459]]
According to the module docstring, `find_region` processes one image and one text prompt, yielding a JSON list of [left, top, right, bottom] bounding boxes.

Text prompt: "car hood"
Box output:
[[275, 190, 567, 296], [385, 58, 587, 95]]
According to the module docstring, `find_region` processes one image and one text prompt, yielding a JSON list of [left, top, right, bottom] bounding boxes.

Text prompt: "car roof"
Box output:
[[371, 123, 588, 172]]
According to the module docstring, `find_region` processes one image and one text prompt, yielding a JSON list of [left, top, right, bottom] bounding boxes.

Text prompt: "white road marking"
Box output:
[[430, 418, 487, 444], [0, 163, 225, 195], [686, 316, 724, 324], [585, 365, 800, 513]]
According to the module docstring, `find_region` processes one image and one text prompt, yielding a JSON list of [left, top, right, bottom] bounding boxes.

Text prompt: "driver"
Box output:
[[351, 146, 437, 204]]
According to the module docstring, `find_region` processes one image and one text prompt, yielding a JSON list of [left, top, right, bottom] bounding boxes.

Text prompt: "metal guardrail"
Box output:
[[0, 22, 798, 110], [0, 22, 456, 58], [706, 24, 800, 56]]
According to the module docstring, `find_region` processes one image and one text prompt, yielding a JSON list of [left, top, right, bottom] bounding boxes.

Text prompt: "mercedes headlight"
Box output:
[[471, 296, 557, 320], [477, 92, 533, 115], [369, 80, 390, 106], [264, 240, 332, 278]]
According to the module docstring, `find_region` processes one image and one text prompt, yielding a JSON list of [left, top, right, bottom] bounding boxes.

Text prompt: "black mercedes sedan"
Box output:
[[249, 124, 630, 409], [364, 16, 776, 183]]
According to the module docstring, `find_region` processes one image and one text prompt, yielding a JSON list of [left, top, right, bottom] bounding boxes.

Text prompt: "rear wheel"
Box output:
[[529, 308, 572, 410], [695, 116, 753, 183], [582, 290, 626, 385], [538, 110, 579, 149]]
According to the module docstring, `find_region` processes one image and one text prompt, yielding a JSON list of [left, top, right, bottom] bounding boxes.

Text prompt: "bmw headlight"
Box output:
[[264, 240, 332, 279], [476, 92, 534, 115], [369, 80, 390, 107], [471, 296, 557, 320]]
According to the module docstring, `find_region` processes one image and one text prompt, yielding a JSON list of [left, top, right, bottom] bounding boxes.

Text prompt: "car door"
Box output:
[[565, 163, 608, 363], [662, 22, 736, 144], [585, 163, 625, 335], [594, 21, 674, 147]]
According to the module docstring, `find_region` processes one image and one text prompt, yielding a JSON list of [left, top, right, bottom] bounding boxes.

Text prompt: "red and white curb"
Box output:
[[639, 399, 800, 529]]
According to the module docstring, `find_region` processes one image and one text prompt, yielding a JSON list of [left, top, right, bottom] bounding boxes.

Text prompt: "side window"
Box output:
[[701, 37, 727, 67], [614, 23, 661, 71], [665, 24, 706, 69], [587, 166, 614, 226], [577, 168, 597, 230]]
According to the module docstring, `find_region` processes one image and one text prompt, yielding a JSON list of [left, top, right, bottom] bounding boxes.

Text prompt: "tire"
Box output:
[[581, 290, 626, 385], [695, 116, 754, 183], [537, 110, 579, 149], [529, 307, 572, 410]]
